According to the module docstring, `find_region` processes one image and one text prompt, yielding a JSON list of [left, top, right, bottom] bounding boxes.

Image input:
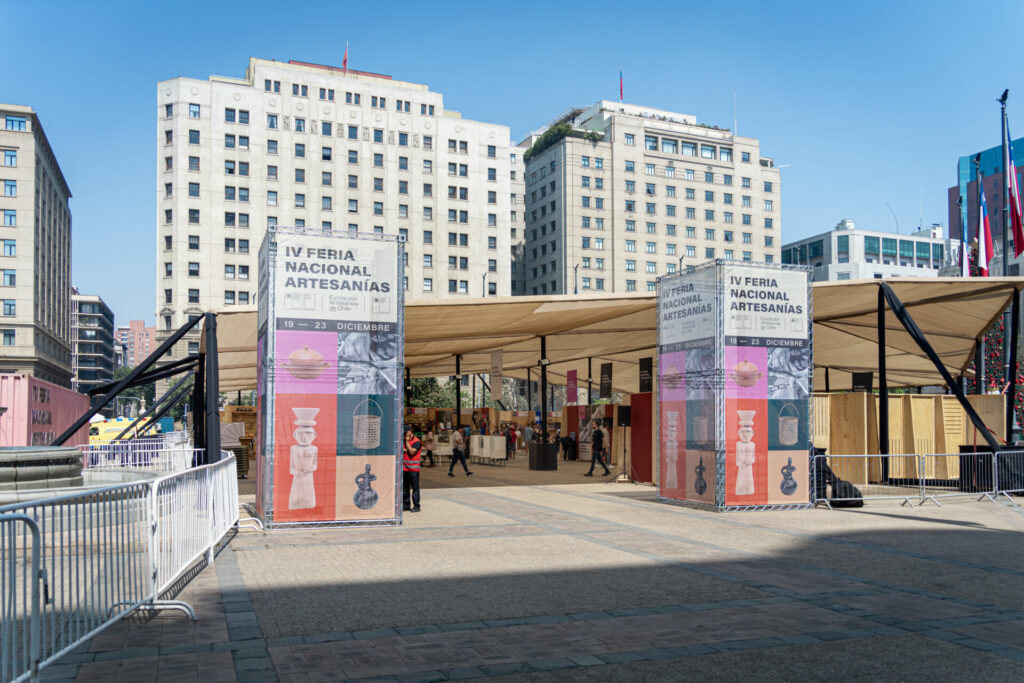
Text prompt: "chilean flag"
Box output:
[[979, 183, 995, 276], [1005, 117, 1024, 257]]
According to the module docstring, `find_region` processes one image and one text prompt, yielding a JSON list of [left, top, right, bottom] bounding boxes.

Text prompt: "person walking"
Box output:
[[449, 426, 473, 477], [505, 424, 516, 460], [523, 423, 533, 445], [402, 429, 422, 512], [423, 428, 436, 467], [585, 420, 611, 476]]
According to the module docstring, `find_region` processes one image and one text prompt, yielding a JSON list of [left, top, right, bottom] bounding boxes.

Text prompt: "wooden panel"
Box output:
[[812, 393, 830, 449], [889, 396, 917, 478], [936, 397, 964, 479], [966, 395, 1006, 445], [828, 393, 869, 485]]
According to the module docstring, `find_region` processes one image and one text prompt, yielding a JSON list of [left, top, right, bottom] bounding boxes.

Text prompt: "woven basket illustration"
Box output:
[[353, 398, 382, 450], [779, 403, 799, 446], [692, 403, 709, 445]]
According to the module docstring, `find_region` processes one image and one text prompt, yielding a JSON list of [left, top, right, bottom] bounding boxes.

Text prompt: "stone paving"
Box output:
[[42, 456, 1024, 681]]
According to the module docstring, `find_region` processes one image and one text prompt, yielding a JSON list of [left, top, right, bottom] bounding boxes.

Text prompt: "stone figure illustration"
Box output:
[[353, 463, 379, 509], [694, 456, 708, 496], [288, 407, 319, 510], [665, 411, 680, 489], [780, 457, 798, 496], [735, 410, 756, 496]]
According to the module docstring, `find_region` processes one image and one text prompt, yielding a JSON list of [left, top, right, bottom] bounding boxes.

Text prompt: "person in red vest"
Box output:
[[403, 429, 422, 513]]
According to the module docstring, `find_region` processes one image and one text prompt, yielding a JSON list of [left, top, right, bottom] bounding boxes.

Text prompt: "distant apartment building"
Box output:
[[0, 104, 73, 386], [518, 101, 781, 295], [781, 219, 960, 281], [947, 139, 1023, 276], [115, 320, 156, 367], [70, 290, 116, 404], [156, 57, 513, 365], [510, 145, 527, 293]]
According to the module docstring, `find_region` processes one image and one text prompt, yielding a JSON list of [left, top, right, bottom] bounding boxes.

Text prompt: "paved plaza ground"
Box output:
[[42, 455, 1024, 681]]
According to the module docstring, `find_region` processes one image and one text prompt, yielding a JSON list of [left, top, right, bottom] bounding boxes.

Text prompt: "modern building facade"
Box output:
[[518, 101, 781, 295], [781, 219, 960, 281], [156, 57, 513, 364], [115, 320, 156, 367], [70, 290, 116, 404], [947, 139, 1023, 276], [510, 144, 527, 293], [0, 104, 73, 387]]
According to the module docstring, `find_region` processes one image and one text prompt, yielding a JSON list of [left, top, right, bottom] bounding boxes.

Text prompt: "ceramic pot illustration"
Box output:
[[694, 456, 708, 495], [282, 345, 331, 380], [661, 367, 683, 390], [353, 463, 379, 509], [780, 457, 798, 496], [729, 361, 764, 388]]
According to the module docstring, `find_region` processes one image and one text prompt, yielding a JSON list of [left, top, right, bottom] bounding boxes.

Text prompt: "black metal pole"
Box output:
[[1007, 288, 1020, 443], [52, 314, 205, 445], [405, 367, 411, 407], [131, 385, 194, 440], [192, 351, 206, 451], [540, 336, 548, 443], [824, 367, 830, 393], [978, 338, 986, 394], [455, 354, 461, 433], [1002, 97, 1012, 388], [527, 367, 532, 412], [87, 355, 198, 396], [587, 357, 593, 405], [878, 286, 889, 457], [113, 372, 194, 441], [204, 312, 221, 463]]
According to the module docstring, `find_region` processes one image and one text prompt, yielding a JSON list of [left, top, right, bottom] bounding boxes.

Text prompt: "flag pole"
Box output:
[[1000, 91, 1012, 391]]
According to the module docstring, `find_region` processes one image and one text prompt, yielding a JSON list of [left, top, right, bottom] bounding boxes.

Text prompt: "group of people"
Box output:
[[402, 417, 614, 512]]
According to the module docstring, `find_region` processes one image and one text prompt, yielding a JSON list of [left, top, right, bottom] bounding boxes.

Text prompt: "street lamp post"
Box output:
[[482, 273, 487, 297], [574, 264, 579, 294]]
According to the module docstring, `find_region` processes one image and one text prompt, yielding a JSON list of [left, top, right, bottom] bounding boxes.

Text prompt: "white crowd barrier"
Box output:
[[80, 433, 196, 473], [813, 450, 1024, 508], [0, 453, 238, 682]]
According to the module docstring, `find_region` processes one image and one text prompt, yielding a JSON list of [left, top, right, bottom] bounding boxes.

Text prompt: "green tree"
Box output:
[[407, 377, 471, 408], [112, 366, 156, 410]]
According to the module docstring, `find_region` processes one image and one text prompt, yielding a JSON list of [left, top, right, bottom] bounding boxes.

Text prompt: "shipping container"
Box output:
[[0, 374, 90, 447]]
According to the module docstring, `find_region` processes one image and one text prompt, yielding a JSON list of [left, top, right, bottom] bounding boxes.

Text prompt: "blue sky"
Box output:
[[4, 0, 1024, 323]]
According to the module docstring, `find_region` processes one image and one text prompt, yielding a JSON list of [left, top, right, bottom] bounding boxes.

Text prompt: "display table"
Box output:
[[529, 443, 558, 471], [470, 436, 507, 466]]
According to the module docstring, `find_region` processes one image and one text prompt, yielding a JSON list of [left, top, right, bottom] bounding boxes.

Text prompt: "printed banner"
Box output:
[[257, 227, 404, 527], [600, 363, 613, 399], [566, 370, 578, 405], [490, 351, 503, 402], [638, 357, 653, 393], [657, 262, 811, 509]]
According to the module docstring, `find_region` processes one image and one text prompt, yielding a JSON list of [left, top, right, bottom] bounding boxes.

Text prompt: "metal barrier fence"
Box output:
[[814, 450, 1024, 508], [0, 454, 238, 682], [79, 436, 196, 473]]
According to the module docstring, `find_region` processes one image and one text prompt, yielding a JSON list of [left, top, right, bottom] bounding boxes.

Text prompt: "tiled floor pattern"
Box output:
[[37, 479, 1024, 682]]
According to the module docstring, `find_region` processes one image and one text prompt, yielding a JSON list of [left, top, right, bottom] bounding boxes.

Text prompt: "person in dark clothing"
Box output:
[[448, 427, 473, 477], [585, 421, 611, 476], [403, 430, 422, 512], [505, 424, 516, 460]]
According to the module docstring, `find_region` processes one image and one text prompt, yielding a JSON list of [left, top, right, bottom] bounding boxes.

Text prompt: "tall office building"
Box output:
[[781, 219, 959, 281], [0, 104, 73, 386], [115, 320, 156, 367], [510, 143, 527, 293], [70, 290, 116, 404], [519, 101, 781, 294], [156, 57, 514, 362]]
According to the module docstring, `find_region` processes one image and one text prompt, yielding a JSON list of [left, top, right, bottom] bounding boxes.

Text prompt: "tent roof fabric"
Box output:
[[204, 277, 1022, 394]]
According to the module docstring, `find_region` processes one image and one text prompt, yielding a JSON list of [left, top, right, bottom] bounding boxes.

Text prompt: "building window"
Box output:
[[742, 152, 751, 162], [2, 269, 14, 286], [267, 191, 278, 206], [188, 262, 199, 277], [2, 240, 14, 256], [188, 209, 200, 224], [3, 180, 15, 197], [2, 150, 16, 167], [188, 103, 200, 118], [2, 300, 14, 316]]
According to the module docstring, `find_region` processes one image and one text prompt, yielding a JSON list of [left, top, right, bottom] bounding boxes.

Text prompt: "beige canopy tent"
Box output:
[[204, 277, 1022, 395]]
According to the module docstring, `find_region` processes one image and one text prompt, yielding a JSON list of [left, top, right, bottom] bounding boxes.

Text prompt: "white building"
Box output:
[[519, 101, 782, 295], [0, 104, 72, 386], [781, 219, 960, 281], [156, 58, 513, 360]]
